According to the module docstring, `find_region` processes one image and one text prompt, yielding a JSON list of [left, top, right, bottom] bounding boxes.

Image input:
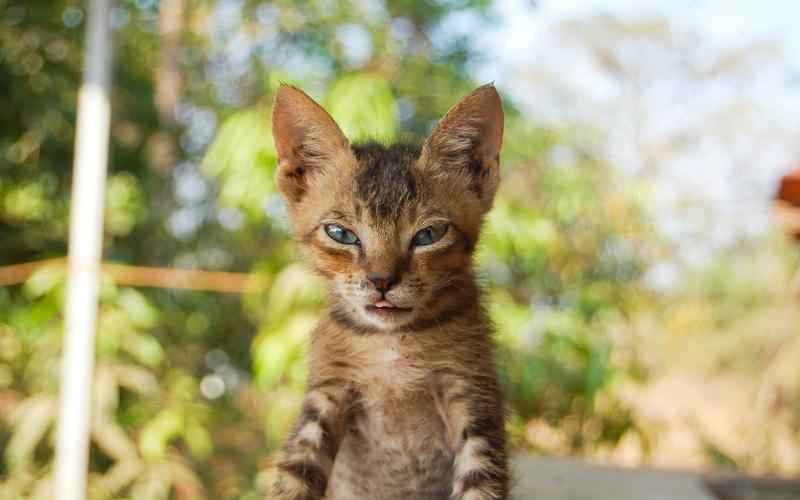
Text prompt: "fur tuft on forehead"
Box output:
[[353, 142, 421, 219]]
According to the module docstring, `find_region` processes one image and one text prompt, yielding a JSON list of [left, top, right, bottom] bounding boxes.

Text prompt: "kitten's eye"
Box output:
[[324, 224, 360, 245], [412, 223, 449, 247]]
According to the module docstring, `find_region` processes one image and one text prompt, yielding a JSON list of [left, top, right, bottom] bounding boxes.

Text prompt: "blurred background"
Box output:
[[2, 0, 800, 498]]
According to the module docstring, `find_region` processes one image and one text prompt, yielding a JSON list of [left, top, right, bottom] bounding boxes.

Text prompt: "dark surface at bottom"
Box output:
[[706, 477, 800, 500], [512, 457, 800, 500]]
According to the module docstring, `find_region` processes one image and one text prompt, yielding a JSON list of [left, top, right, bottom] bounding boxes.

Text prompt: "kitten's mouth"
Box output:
[[365, 299, 413, 317]]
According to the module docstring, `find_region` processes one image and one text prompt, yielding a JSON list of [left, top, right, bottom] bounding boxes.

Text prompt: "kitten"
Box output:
[[270, 83, 508, 500]]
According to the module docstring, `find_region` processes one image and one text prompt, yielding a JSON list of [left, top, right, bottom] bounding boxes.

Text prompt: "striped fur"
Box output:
[[270, 84, 508, 499]]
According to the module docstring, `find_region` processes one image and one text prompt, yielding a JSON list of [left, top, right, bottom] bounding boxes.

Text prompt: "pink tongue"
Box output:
[[374, 300, 395, 308]]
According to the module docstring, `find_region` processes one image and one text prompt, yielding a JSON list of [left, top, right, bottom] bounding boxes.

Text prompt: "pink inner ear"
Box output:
[[272, 85, 347, 162], [272, 112, 304, 163], [271, 85, 352, 202], [426, 84, 504, 166], [421, 85, 504, 207]]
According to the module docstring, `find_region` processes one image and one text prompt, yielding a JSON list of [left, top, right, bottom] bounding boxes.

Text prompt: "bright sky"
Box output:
[[466, 0, 800, 283], [482, 0, 800, 71]]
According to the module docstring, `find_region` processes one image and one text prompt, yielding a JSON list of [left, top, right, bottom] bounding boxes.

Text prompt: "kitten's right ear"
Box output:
[[272, 85, 352, 203], [421, 84, 504, 211]]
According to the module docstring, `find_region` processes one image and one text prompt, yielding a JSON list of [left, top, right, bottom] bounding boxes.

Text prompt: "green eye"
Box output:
[[412, 223, 449, 247], [324, 224, 360, 245]]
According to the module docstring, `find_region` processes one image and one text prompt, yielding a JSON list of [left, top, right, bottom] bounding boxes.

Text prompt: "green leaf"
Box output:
[[326, 74, 397, 142], [23, 264, 65, 299], [5, 396, 55, 472], [139, 409, 183, 461], [183, 419, 213, 459], [264, 264, 324, 320], [121, 330, 164, 368], [202, 108, 276, 218], [263, 388, 303, 450], [117, 289, 159, 329], [584, 347, 610, 408], [253, 313, 314, 389], [112, 364, 160, 397]]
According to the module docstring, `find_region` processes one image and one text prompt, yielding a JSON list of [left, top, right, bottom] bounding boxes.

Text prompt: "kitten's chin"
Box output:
[[363, 305, 414, 328]]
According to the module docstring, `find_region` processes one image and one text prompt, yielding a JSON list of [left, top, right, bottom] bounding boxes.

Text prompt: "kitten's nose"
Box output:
[[368, 273, 399, 293]]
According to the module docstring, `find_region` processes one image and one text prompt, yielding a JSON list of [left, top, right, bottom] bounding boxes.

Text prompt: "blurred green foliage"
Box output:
[[2, 0, 799, 498], [0, 0, 651, 497]]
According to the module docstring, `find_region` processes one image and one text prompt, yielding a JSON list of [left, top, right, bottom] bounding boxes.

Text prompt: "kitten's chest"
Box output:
[[330, 413, 453, 500], [351, 334, 431, 400], [347, 334, 454, 458], [331, 348, 455, 500]]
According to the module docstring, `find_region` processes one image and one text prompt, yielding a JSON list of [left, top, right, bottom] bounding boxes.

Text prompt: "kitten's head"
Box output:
[[272, 84, 503, 332]]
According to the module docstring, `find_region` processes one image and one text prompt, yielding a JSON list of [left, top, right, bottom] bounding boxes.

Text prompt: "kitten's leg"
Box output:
[[271, 383, 350, 500], [441, 377, 509, 500]]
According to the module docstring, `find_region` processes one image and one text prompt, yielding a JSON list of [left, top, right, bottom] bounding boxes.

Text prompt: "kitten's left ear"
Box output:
[[422, 84, 504, 209]]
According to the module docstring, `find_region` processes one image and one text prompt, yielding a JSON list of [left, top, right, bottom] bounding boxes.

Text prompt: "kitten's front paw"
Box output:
[[272, 462, 327, 500]]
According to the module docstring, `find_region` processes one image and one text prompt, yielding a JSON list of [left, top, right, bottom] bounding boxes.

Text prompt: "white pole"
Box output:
[[54, 0, 113, 499]]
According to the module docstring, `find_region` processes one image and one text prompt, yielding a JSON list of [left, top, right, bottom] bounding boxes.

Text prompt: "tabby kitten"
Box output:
[[270, 83, 508, 500]]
